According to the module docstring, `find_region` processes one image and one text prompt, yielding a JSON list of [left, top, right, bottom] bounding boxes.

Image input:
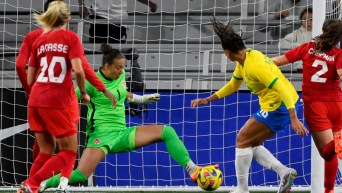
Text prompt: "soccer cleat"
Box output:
[[189, 164, 219, 183], [38, 180, 47, 193], [17, 181, 37, 193], [55, 177, 70, 193], [277, 168, 297, 193], [334, 132, 342, 159]]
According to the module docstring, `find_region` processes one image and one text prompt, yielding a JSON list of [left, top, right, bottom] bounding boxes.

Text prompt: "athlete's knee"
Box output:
[[39, 142, 56, 155], [236, 133, 252, 148], [161, 125, 179, 141], [321, 140, 335, 161], [57, 134, 78, 152]]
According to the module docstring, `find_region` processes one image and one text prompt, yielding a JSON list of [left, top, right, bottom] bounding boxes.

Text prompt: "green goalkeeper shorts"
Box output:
[[86, 126, 137, 155]]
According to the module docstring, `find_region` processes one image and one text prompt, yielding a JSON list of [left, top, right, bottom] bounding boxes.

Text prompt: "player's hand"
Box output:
[[191, 98, 209, 108], [149, 1, 157, 12], [142, 93, 160, 104], [79, 4, 89, 18], [290, 118, 309, 137], [81, 93, 91, 105], [103, 89, 117, 109]]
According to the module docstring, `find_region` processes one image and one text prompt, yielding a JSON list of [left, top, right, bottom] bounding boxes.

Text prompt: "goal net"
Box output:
[[0, 0, 337, 192]]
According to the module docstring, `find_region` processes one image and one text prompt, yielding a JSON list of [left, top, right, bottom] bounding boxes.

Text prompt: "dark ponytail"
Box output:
[[315, 19, 342, 52], [101, 43, 125, 67], [212, 17, 246, 53]]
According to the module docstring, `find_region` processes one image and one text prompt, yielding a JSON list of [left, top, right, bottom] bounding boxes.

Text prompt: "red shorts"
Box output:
[[304, 101, 342, 132], [28, 106, 77, 138]]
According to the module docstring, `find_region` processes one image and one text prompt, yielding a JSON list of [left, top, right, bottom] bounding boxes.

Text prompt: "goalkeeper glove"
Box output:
[[128, 93, 160, 104]]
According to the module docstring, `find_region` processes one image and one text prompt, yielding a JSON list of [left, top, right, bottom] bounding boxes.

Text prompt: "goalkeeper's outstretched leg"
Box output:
[[40, 125, 218, 192]]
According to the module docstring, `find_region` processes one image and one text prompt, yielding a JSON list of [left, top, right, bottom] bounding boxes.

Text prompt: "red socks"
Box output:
[[29, 152, 52, 177], [60, 150, 77, 178], [28, 150, 76, 188], [324, 154, 337, 192], [321, 140, 337, 192], [322, 140, 335, 161]]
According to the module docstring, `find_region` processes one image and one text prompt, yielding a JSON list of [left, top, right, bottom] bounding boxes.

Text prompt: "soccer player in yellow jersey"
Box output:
[[191, 18, 309, 193]]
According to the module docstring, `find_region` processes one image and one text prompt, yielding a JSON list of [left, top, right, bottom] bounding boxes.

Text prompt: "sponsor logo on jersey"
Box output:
[[94, 138, 101, 145]]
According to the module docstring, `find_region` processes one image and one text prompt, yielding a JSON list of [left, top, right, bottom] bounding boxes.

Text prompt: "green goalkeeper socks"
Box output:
[[45, 168, 87, 189], [161, 125, 192, 168]]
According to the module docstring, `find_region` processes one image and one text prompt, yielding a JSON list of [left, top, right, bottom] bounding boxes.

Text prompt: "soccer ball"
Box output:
[[197, 167, 223, 191]]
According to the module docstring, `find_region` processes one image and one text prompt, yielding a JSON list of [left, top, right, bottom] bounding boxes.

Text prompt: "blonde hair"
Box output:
[[34, 1, 71, 28]]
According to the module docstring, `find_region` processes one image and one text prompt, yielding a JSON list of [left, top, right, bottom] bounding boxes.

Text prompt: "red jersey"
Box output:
[[28, 30, 83, 109], [16, 29, 105, 95], [285, 42, 342, 102]]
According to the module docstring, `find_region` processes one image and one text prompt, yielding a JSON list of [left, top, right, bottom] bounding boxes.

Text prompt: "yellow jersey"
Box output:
[[232, 48, 298, 111]]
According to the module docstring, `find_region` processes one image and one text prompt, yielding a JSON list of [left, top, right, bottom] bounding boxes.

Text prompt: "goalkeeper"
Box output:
[[191, 18, 308, 193], [39, 43, 217, 192]]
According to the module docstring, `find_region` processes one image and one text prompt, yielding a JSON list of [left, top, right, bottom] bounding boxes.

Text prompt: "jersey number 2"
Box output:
[[37, 56, 67, 83], [311, 60, 327, 83]]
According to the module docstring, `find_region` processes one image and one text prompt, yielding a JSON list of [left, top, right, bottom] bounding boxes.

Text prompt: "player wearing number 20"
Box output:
[[17, 1, 90, 193], [272, 19, 342, 193]]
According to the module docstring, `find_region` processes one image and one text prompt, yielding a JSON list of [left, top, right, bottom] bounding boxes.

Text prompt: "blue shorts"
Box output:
[[253, 104, 298, 133]]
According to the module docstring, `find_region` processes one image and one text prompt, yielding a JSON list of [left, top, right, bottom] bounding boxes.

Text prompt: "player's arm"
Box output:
[[271, 55, 290, 67], [255, 64, 308, 136], [126, 91, 160, 104], [338, 69, 342, 80], [269, 79, 308, 136], [272, 43, 307, 67], [335, 52, 342, 80], [69, 33, 90, 103], [191, 74, 243, 108], [16, 54, 30, 94], [75, 81, 95, 101], [27, 47, 39, 90], [72, 58, 90, 103], [27, 66, 37, 89], [81, 54, 116, 108], [16, 34, 33, 95], [81, 54, 106, 92]]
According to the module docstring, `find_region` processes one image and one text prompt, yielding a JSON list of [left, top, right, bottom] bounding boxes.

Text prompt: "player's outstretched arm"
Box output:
[[269, 79, 309, 137], [81, 55, 116, 108], [72, 58, 90, 104], [288, 108, 309, 137], [103, 89, 117, 108], [191, 94, 219, 108], [191, 77, 242, 108], [127, 92, 160, 104], [271, 55, 290, 67]]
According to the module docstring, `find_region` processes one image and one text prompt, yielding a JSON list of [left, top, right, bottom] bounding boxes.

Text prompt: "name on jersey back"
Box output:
[[308, 48, 334, 62], [37, 43, 68, 56]]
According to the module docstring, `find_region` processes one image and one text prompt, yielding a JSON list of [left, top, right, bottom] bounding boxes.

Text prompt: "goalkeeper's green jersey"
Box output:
[[75, 70, 127, 135]]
